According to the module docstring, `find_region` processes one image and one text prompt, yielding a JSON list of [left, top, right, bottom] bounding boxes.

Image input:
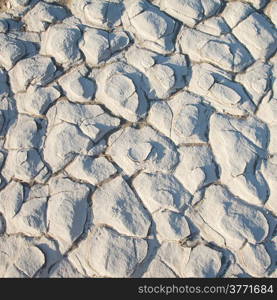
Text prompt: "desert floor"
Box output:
[[0, 0, 276, 278]]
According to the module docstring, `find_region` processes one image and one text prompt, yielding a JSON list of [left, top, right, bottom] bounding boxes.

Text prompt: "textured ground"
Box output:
[[0, 0, 276, 278]]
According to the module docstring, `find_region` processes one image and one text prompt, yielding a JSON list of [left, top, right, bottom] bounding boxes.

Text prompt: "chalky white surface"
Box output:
[[0, 0, 276, 278]]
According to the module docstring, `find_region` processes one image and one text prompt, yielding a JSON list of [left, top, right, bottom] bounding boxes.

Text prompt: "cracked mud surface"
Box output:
[[0, 0, 276, 278]]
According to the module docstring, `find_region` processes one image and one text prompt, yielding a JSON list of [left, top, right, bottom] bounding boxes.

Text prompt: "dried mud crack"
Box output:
[[0, 0, 276, 278]]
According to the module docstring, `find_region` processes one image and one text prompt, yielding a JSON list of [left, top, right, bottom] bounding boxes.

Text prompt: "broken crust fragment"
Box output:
[[237, 242, 271, 277], [107, 125, 179, 176], [209, 113, 269, 205], [196, 185, 269, 250], [9, 55, 57, 93], [0, 235, 45, 278], [188, 63, 256, 117], [67, 226, 148, 277], [95, 62, 148, 122], [40, 23, 82, 67], [125, 45, 188, 100], [148, 91, 212, 145], [143, 242, 190, 277], [80, 27, 130, 66], [23, 1, 68, 32], [122, 0, 178, 54], [178, 28, 253, 73], [133, 172, 191, 213], [0, 33, 26, 70], [70, 0, 123, 30], [158, 0, 222, 27], [46, 176, 90, 253], [232, 12, 277, 60], [92, 176, 151, 238]]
